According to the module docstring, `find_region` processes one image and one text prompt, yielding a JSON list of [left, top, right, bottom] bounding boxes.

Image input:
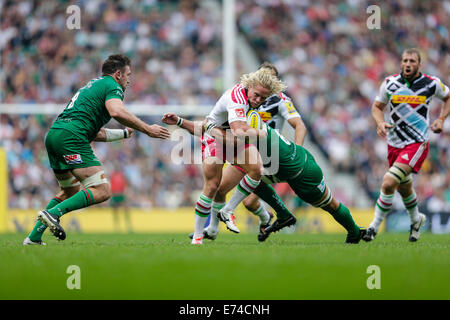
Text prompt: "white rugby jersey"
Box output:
[[375, 73, 449, 148], [205, 84, 250, 129], [256, 92, 301, 129]]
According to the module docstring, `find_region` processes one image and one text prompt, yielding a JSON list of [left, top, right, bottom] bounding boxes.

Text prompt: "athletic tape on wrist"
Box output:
[[204, 122, 216, 135], [105, 128, 128, 142]]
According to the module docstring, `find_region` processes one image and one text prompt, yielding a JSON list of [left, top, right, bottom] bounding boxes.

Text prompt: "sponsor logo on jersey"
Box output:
[[63, 154, 83, 164], [285, 101, 297, 114], [317, 178, 326, 193], [235, 108, 245, 118], [258, 111, 272, 122], [440, 81, 446, 92], [391, 95, 426, 107]]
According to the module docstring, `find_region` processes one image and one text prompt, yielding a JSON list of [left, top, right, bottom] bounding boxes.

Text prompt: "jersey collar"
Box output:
[[400, 72, 422, 87]]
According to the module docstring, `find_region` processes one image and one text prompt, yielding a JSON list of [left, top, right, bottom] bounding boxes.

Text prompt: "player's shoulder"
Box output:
[[421, 73, 443, 84], [421, 73, 449, 95], [229, 84, 248, 105], [263, 92, 283, 105], [383, 73, 401, 83], [279, 92, 292, 101], [100, 76, 123, 91]]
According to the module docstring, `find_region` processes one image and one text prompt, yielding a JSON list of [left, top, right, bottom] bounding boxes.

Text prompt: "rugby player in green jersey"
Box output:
[[162, 113, 366, 244], [23, 54, 170, 245]]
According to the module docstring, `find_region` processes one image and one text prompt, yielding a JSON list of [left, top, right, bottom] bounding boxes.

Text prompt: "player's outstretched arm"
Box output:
[[430, 93, 450, 133], [162, 113, 238, 145], [93, 127, 135, 142], [161, 113, 204, 136], [106, 98, 170, 139]]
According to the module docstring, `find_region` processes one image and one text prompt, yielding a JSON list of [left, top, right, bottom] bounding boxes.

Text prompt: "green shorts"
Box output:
[[111, 194, 126, 207], [286, 151, 326, 205], [45, 128, 102, 171]]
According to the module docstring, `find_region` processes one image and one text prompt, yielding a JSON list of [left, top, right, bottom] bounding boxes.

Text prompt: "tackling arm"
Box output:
[[93, 127, 134, 142], [105, 98, 170, 139]]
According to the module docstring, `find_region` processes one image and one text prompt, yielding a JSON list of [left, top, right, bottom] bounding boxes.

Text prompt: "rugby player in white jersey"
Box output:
[[180, 68, 286, 244], [202, 62, 308, 240], [363, 48, 450, 242]]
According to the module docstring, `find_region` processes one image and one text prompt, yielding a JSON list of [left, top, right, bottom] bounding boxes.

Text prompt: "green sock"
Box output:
[[48, 189, 94, 217], [254, 183, 293, 220], [28, 197, 62, 241], [329, 203, 360, 236]]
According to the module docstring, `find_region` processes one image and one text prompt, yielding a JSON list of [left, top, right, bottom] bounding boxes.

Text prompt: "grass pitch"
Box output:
[[1, 232, 449, 300]]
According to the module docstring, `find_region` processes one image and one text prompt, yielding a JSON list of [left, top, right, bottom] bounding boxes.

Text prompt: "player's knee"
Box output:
[[94, 184, 111, 203], [204, 179, 221, 197], [382, 173, 398, 193], [103, 185, 112, 202], [246, 164, 263, 180]]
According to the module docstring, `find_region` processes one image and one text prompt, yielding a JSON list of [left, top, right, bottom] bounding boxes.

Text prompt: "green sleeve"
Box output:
[[105, 82, 124, 101]]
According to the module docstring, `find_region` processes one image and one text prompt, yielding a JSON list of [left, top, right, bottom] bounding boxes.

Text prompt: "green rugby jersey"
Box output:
[[51, 76, 124, 142], [259, 126, 308, 182]]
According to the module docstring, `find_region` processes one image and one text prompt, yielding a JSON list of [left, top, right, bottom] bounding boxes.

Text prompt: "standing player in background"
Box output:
[[110, 169, 132, 233], [201, 62, 307, 240], [363, 48, 450, 242], [23, 54, 170, 245]]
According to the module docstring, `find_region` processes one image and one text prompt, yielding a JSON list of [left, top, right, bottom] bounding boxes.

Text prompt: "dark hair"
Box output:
[[101, 54, 131, 75], [402, 48, 421, 63], [259, 61, 279, 78]]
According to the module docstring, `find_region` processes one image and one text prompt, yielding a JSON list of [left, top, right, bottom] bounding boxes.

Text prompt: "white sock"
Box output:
[[402, 191, 420, 223], [223, 175, 260, 212], [369, 191, 394, 232], [252, 200, 271, 225], [207, 201, 225, 234], [194, 194, 212, 238]]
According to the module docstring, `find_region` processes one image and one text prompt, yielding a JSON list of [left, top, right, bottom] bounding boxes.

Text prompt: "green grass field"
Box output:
[[1, 232, 449, 300]]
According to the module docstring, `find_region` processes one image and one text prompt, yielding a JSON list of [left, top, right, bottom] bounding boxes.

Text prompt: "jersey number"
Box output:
[[67, 91, 80, 109]]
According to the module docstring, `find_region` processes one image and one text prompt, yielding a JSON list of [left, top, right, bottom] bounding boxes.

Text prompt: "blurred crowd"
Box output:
[[0, 0, 223, 105], [1, 0, 449, 211]]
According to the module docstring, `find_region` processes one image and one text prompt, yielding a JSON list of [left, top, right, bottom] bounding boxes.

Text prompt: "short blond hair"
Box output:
[[240, 68, 287, 94], [402, 48, 422, 63]]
